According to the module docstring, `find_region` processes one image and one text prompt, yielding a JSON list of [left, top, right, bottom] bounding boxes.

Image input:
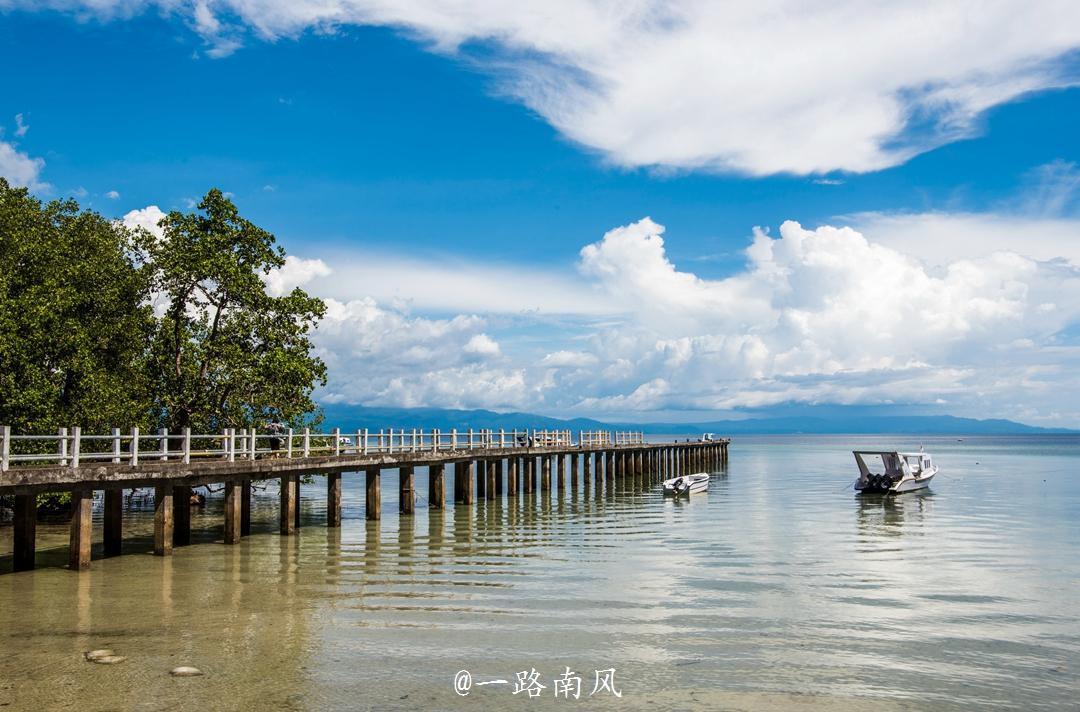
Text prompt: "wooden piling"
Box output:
[[224, 481, 242, 544], [367, 467, 382, 519], [173, 486, 191, 547], [400, 466, 415, 514], [525, 457, 535, 494], [475, 460, 487, 499], [327, 473, 342, 527], [570, 453, 579, 488], [494, 459, 504, 495], [463, 461, 475, 504], [584, 452, 593, 482], [280, 475, 297, 535], [486, 460, 497, 501], [104, 489, 122, 557], [557, 454, 566, 490], [153, 484, 174, 557], [69, 490, 93, 570], [13, 494, 36, 572], [508, 458, 518, 496], [240, 478, 252, 536], [541, 456, 551, 491], [606, 451, 616, 482], [430, 463, 446, 509]]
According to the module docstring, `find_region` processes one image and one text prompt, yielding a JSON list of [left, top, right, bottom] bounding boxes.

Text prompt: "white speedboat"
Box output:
[[853, 450, 937, 494], [662, 472, 710, 496]]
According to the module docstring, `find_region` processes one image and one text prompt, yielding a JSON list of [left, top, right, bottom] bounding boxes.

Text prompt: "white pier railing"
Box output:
[[0, 425, 646, 470]]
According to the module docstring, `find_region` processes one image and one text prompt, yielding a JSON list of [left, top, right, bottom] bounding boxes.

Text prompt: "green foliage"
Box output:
[[142, 189, 327, 432], [0, 178, 153, 432], [0, 182, 327, 440]]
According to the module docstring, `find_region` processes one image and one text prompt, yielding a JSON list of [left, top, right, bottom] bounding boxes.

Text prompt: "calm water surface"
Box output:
[[1, 435, 1078, 710]]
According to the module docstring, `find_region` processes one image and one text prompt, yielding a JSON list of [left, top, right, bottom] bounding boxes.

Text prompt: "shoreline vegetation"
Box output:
[[0, 180, 326, 517]]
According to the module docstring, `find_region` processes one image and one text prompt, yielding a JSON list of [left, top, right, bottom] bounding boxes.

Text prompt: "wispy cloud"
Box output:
[[15, 1, 1080, 176]]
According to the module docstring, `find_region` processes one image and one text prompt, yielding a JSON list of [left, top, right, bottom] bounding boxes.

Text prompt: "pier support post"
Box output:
[[584, 452, 592, 482], [557, 454, 566, 490], [508, 458, 519, 496], [463, 461, 475, 504], [327, 473, 342, 527], [475, 460, 487, 499], [224, 481, 242, 544], [606, 451, 615, 483], [173, 486, 191, 547], [400, 466, 415, 514], [241, 478, 251, 536], [153, 484, 174, 557], [430, 463, 446, 509], [366, 468, 381, 519], [485, 460, 496, 501], [69, 490, 93, 570], [571, 453, 579, 488], [13, 494, 36, 572], [104, 489, 122, 557], [280, 475, 297, 535], [525, 457, 535, 494], [495, 459, 504, 496], [541, 456, 551, 492]]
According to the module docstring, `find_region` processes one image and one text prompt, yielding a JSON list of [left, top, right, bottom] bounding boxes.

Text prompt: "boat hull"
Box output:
[[662, 473, 710, 496]]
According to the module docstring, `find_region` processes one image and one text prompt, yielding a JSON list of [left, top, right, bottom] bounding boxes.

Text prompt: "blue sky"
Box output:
[[4, 2, 1080, 425]]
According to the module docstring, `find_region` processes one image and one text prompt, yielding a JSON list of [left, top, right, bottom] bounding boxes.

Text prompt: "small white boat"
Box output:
[[662, 472, 710, 496], [853, 450, 937, 495]]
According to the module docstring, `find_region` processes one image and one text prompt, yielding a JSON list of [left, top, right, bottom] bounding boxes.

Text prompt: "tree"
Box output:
[[0, 178, 153, 433], [144, 189, 327, 432]]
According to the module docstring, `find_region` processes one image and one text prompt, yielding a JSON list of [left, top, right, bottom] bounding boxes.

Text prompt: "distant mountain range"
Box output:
[[317, 404, 1076, 435]]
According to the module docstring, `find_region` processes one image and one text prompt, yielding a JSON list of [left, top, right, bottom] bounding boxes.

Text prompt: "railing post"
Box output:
[[112, 428, 121, 463], [287, 428, 294, 458], [303, 428, 311, 457], [468, 428, 474, 449], [433, 428, 439, 453], [71, 426, 81, 468], [238, 428, 246, 459], [58, 427, 68, 467], [159, 428, 168, 461], [131, 426, 140, 466], [183, 427, 191, 464], [334, 427, 341, 456], [250, 429, 256, 460], [1, 425, 9, 472], [451, 428, 457, 450], [222, 429, 229, 460], [228, 428, 236, 462], [362, 428, 369, 454], [412, 428, 417, 452]]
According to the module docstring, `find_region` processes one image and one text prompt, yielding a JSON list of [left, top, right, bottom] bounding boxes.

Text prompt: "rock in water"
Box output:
[[93, 655, 127, 665], [170, 666, 204, 677], [84, 649, 115, 662]]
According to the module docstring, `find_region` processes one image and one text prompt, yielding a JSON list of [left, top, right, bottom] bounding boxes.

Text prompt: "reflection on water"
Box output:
[[1, 437, 1078, 711]]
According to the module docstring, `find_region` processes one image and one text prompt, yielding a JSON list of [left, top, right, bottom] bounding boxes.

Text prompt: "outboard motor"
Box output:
[[672, 477, 688, 495]]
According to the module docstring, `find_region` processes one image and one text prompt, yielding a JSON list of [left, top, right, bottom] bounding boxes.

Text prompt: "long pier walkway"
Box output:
[[0, 426, 729, 572]]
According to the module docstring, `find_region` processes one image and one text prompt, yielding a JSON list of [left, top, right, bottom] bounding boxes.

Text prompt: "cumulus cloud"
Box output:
[[13, 113, 28, 138], [313, 297, 524, 408], [105, 189, 120, 199], [263, 255, 332, 296], [0, 140, 46, 190], [121, 204, 167, 238], [17, 0, 1080, 174]]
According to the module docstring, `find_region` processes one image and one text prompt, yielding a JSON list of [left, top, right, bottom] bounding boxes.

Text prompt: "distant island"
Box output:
[[318, 404, 1077, 435]]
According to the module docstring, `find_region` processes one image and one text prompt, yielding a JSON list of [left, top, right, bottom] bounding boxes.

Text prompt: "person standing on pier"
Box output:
[[267, 419, 287, 457]]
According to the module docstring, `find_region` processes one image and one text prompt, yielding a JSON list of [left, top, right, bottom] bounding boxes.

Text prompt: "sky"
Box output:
[[3, 1, 1080, 425]]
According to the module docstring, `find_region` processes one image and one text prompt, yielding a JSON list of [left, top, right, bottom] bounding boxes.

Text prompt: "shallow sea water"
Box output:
[[1, 435, 1078, 710]]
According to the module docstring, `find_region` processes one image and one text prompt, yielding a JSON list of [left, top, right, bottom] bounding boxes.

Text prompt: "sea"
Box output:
[[1, 434, 1077, 710]]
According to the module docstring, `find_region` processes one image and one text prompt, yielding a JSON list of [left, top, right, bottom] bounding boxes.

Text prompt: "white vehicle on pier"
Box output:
[[853, 450, 937, 494]]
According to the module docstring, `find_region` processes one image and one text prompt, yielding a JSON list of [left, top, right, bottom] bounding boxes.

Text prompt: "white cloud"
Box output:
[[121, 204, 167, 238], [105, 189, 120, 199], [263, 255, 332, 296], [540, 350, 599, 368], [13, 113, 28, 138], [310, 252, 618, 316], [463, 333, 500, 357], [0, 140, 46, 190], [18, 0, 1080, 175]]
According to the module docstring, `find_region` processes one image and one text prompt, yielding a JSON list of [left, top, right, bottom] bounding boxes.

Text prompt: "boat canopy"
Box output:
[[853, 450, 933, 477]]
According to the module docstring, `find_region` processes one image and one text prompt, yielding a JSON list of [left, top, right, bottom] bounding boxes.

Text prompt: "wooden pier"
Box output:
[[0, 426, 729, 572]]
